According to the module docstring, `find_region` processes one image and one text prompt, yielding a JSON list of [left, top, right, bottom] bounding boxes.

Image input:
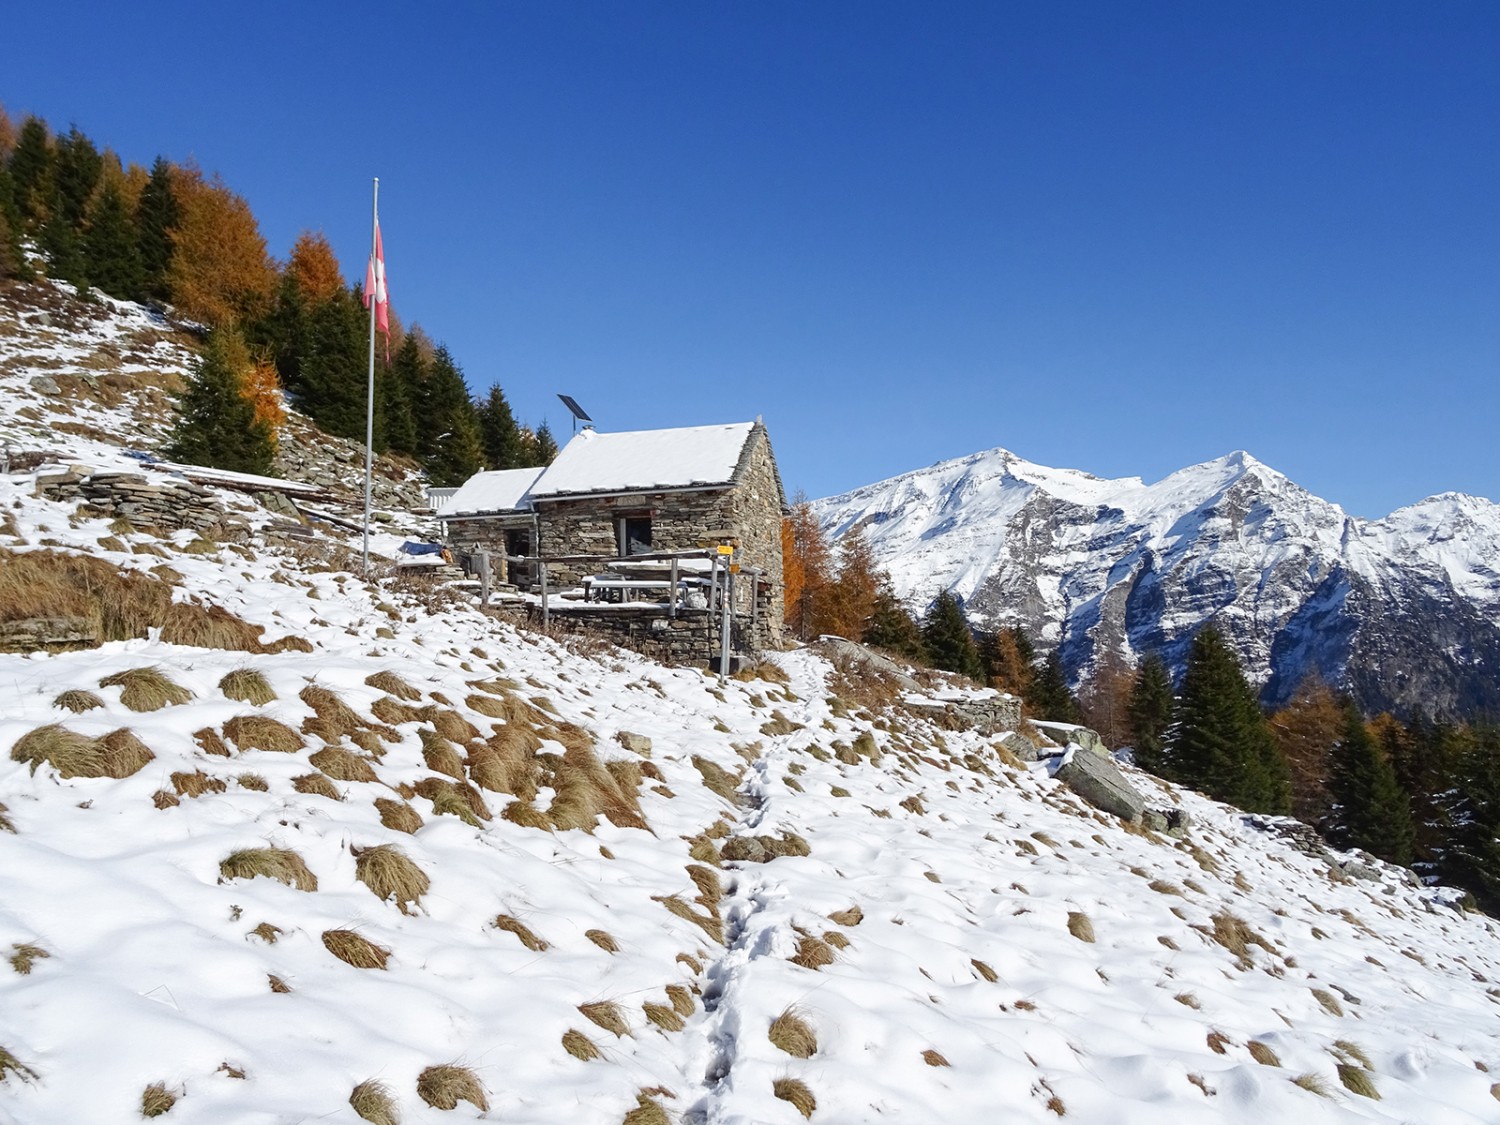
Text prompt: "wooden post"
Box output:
[[478, 550, 490, 607], [669, 557, 679, 620], [539, 559, 549, 630]]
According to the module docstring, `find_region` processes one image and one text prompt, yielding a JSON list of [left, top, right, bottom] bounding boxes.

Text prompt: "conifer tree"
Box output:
[[420, 346, 485, 486], [1164, 625, 1289, 814], [980, 625, 1035, 698], [781, 499, 834, 641], [166, 326, 275, 475], [380, 331, 425, 457], [295, 286, 368, 441], [1028, 649, 1082, 724], [1438, 729, 1500, 913], [1325, 699, 1414, 865], [8, 116, 53, 226], [0, 170, 25, 279], [135, 157, 179, 301], [286, 230, 345, 304], [825, 528, 881, 641], [1268, 676, 1343, 826], [862, 578, 926, 661], [167, 168, 276, 326], [1127, 652, 1174, 773], [81, 180, 143, 299], [476, 383, 526, 469], [51, 127, 102, 230], [921, 590, 984, 681], [1079, 649, 1133, 747], [532, 421, 559, 465]]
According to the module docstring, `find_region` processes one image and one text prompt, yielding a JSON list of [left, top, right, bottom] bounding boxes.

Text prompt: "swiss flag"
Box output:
[[364, 222, 389, 339]]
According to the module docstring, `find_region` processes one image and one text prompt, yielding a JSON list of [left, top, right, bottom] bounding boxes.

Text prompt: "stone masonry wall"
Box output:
[[36, 469, 253, 540]]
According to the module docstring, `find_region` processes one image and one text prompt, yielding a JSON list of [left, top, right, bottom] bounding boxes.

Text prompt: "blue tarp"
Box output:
[[399, 541, 446, 556]]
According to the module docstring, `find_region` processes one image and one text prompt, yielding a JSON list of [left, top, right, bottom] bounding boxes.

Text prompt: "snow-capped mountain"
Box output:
[[814, 447, 1500, 718]]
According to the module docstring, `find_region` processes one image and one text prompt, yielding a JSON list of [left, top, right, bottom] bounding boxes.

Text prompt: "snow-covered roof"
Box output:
[[528, 422, 756, 499], [438, 466, 545, 517]]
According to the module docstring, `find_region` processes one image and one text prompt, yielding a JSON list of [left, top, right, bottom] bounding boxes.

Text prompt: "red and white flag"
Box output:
[[364, 222, 390, 346]]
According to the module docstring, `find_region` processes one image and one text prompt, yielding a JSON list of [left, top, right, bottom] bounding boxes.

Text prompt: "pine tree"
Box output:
[[166, 327, 275, 475], [135, 157, 179, 301], [921, 590, 984, 681], [1325, 699, 1414, 865], [1438, 728, 1500, 913], [476, 383, 526, 469], [420, 346, 485, 486], [1165, 625, 1290, 814], [81, 179, 143, 299], [1028, 649, 1082, 724], [862, 578, 926, 661], [1127, 653, 1174, 773], [8, 116, 53, 226], [532, 421, 559, 465]]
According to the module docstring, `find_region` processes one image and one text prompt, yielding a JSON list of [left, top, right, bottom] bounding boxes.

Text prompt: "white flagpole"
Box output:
[[362, 177, 378, 576]]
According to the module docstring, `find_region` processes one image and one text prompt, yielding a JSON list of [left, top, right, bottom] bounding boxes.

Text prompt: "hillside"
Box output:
[[2, 284, 1500, 1123], [812, 445, 1500, 719]]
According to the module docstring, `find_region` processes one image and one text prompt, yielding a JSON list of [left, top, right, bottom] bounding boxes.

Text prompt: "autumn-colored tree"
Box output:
[[1079, 649, 1134, 749], [167, 167, 277, 326], [1268, 675, 1343, 826], [286, 231, 345, 305], [823, 528, 881, 640], [241, 356, 287, 451], [980, 625, 1035, 698], [0, 106, 17, 162], [781, 498, 834, 641], [166, 326, 275, 475]]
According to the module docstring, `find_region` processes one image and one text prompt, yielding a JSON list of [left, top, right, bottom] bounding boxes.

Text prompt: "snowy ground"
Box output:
[[3, 287, 1500, 1123]]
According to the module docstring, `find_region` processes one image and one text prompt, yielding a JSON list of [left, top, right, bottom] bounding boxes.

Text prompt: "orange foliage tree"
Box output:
[[166, 167, 277, 326], [1268, 675, 1344, 826], [782, 498, 835, 641], [240, 356, 287, 451], [824, 528, 881, 641], [1079, 649, 1135, 749], [286, 230, 345, 305]]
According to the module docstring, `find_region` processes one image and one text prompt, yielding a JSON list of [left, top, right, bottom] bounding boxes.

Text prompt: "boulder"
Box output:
[[719, 836, 769, 864], [1056, 749, 1146, 823], [615, 731, 653, 755]]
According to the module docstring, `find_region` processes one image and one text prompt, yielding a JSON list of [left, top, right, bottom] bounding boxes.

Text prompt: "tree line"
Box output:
[[0, 108, 555, 481], [783, 505, 1500, 912]]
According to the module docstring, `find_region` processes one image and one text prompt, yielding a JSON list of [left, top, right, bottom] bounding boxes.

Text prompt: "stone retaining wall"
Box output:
[[36, 469, 253, 540]]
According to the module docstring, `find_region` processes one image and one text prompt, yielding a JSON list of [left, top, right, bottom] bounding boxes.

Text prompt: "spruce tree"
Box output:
[[81, 180, 144, 299], [920, 590, 984, 681], [532, 421, 559, 465], [51, 127, 102, 230], [862, 579, 926, 662], [296, 286, 368, 441], [166, 326, 275, 475], [1437, 728, 1500, 913], [1127, 653, 1174, 773], [1326, 699, 1414, 865], [1028, 649, 1082, 724], [380, 332, 425, 457], [420, 346, 486, 486], [476, 383, 526, 469], [1165, 625, 1290, 814], [8, 116, 53, 226], [135, 157, 179, 301]]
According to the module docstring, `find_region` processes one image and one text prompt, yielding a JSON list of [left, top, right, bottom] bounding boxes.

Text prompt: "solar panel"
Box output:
[[557, 394, 593, 424]]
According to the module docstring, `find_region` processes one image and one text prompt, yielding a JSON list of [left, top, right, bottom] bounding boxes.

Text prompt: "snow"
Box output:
[[530, 423, 755, 498], [437, 467, 546, 517], [4, 289, 1500, 1124]]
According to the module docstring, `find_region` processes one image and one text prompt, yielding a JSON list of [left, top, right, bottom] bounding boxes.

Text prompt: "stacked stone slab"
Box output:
[[36, 469, 252, 541]]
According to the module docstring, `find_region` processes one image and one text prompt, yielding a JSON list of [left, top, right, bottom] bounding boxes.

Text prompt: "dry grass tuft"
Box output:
[[665, 984, 694, 1017], [1148, 879, 1184, 896], [922, 1049, 951, 1067], [171, 770, 226, 798], [248, 923, 282, 944], [322, 929, 390, 970], [493, 914, 549, 951], [546, 741, 648, 832], [586, 929, 619, 953], [416, 1065, 488, 1112], [348, 1079, 400, 1125], [309, 746, 378, 783], [300, 684, 368, 742], [656, 894, 724, 945], [502, 799, 553, 830], [219, 847, 318, 891], [236, 773, 268, 791], [563, 1028, 601, 1061], [693, 755, 742, 804], [223, 715, 304, 753], [9, 943, 49, 975], [1336, 1063, 1380, 1099], [643, 1001, 685, 1032], [140, 1081, 177, 1117], [427, 707, 481, 744], [1207, 1030, 1231, 1055], [769, 1009, 817, 1058], [375, 797, 423, 834], [194, 727, 230, 757], [292, 772, 341, 800], [355, 844, 430, 914], [773, 1077, 817, 1119], [971, 959, 998, 982], [1311, 988, 1344, 1017], [1206, 910, 1274, 969], [828, 905, 864, 927], [1292, 1072, 1331, 1097], [100, 665, 193, 712], [1066, 911, 1096, 943], [0, 1044, 38, 1083], [10, 723, 155, 778], [622, 1093, 671, 1125], [411, 776, 488, 826], [371, 695, 426, 726], [1175, 992, 1201, 1009], [53, 689, 103, 713], [219, 668, 275, 705], [0, 803, 11, 835], [419, 730, 467, 780], [1248, 1040, 1282, 1067], [153, 788, 180, 809], [268, 974, 291, 993], [580, 1001, 630, 1038], [790, 934, 836, 970], [366, 670, 421, 700]]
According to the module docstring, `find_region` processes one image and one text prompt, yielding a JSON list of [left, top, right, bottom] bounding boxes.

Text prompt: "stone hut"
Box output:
[[442, 420, 787, 652]]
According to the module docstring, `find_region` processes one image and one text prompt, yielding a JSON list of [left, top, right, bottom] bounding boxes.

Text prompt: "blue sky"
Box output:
[[8, 2, 1497, 517]]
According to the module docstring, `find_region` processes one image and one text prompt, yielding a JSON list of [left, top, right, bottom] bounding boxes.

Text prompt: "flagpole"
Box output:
[[362, 177, 378, 577]]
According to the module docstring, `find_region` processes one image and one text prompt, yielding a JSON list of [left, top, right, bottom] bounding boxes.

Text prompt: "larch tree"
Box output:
[[1079, 648, 1134, 748], [286, 230, 345, 305], [980, 625, 1035, 699], [825, 527, 881, 641], [167, 167, 277, 326], [1268, 675, 1344, 826], [781, 499, 835, 641]]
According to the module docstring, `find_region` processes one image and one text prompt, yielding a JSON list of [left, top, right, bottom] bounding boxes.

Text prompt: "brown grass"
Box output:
[[1311, 988, 1344, 1017], [249, 923, 282, 944], [493, 914, 549, 951], [219, 847, 318, 891], [300, 685, 367, 741], [790, 934, 836, 970], [586, 929, 619, 953], [657, 894, 723, 945], [1207, 1030, 1231, 1055], [922, 1048, 951, 1067], [414, 776, 490, 826], [140, 1081, 177, 1117], [0, 1044, 38, 1083], [236, 773, 268, 792], [665, 984, 694, 1017], [356, 844, 430, 914], [223, 715, 304, 753], [292, 772, 341, 800], [416, 1065, 488, 1112], [426, 707, 480, 744], [772, 1077, 817, 1119], [1248, 1040, 1282, 1067], [1066, 911, 1095, 943], [171, 770, 226, 798], [579, 1001, 630, 1038], [348, 1079, 399, 1125], [563, 1029, 601, 1060], [971, 959, 998, 982], [219, 668, 275, 705], [643, 1002, 684, 1032], [419, 730, 467, 780], [153, 788, 180, 809], [769, 1009, 817, 1058], [692, 755, 742, 804], [9, 943, 49, 975], [309, 746, 378, 783], [53, 689, 103, 713], [366, 670, 421, 700], [1336, 1063, 1379, 1099], [1292, 1073, 1331, 1097], [375, 797, 423, 834], [546, 741, 647, 832], [1205, 910, 1273, 969], [828, 905, 863, 927], [0, 803, 11, 834], [10, 724, 154, 778], [322, 929, 390, 970], [268, 974, 291, 993], [371, 695, 425, 726], [194, 727, 229, 756]]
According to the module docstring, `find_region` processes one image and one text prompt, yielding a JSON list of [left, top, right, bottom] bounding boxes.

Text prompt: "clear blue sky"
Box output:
[[8, 2, 1497, 517]]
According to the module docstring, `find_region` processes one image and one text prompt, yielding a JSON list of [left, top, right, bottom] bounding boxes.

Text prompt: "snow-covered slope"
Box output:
[[814, 446, 1500, 717]]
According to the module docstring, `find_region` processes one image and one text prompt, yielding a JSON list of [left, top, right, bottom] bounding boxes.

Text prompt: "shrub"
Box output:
[[309, 746, 378, 783], [366, 670, 421, 700], [53, 689, 103, 713], [10, 724, 154, 778], [493, 914, 548, 951], [219, 668, 275, 705], [223, 715, 304, 753], [355, 845, 430, 914], [772, 1077, 816, 1119], [219, 847, 317, 891], [141, 1082, 177, 1117], [415, 1065, 487, 1111], [322, 929, 390, 970], [374, 797, 422, 834], [769, 1009, 817, 1058], [348, 1079, 399, 1125]]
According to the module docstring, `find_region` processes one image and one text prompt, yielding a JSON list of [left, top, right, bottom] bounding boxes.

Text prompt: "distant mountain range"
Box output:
[[813, 447, 1500, 720]]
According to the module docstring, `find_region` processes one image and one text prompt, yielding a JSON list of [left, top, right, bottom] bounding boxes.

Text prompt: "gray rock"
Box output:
[[615, 731, 653, 755], [811, 636, 924, 693], [1056, 749, 1146, 823], [29, 374, 60, 395], [999, 730, 1047, 762], [720, 836, 769, 864]]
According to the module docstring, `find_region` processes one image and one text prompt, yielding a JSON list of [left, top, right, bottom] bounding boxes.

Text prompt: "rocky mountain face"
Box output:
[[813, 447, 1500, 720]]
